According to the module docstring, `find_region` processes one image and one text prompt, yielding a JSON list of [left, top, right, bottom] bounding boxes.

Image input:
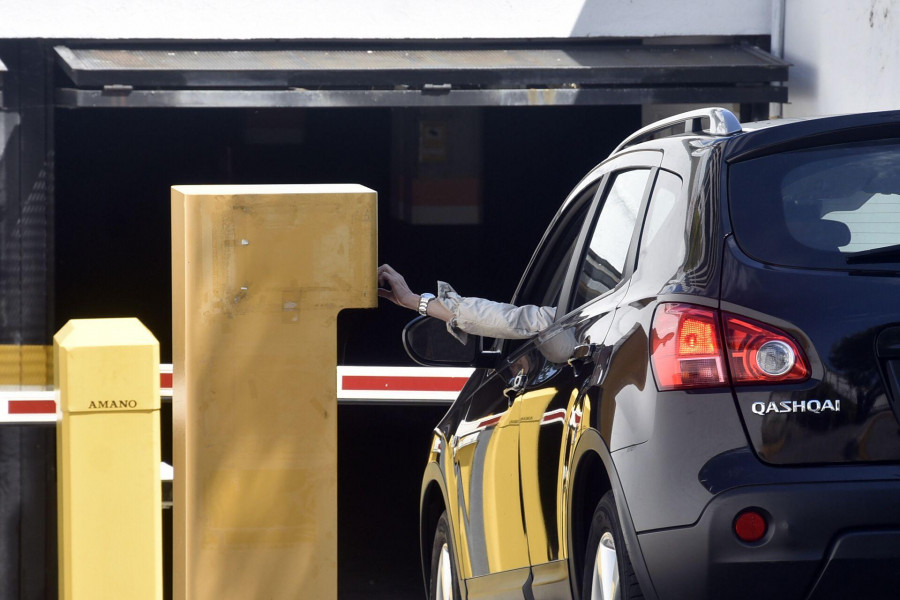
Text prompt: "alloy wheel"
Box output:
[[590, 531, 620, 600], [435, 542, 453, 600]]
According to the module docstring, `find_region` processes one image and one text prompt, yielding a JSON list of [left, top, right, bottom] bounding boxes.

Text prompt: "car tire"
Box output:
[[581, 491, 644, 600], [429, 510, 462, 600]]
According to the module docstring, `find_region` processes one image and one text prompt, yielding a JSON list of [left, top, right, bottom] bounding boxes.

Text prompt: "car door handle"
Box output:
[[568, 342, 599, 376], [503, 369, 527, 404], [570, 342, 598, 361], [451, 432, 480, 461]]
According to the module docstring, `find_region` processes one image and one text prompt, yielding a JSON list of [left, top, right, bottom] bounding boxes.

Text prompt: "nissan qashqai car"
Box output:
[[404, 108, 900, 600]]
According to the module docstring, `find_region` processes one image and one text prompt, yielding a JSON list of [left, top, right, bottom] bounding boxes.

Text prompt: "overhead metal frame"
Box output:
[[56, 86, 787, 109], [54, 43, 790, 109]]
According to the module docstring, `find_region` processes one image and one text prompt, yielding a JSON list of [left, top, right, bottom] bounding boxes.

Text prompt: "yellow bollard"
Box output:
[[55, 318, 162, 600], [171, 184, 377, 599]]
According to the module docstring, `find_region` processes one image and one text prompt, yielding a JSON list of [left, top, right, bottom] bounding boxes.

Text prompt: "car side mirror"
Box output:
[[402, 315, 499, 368]]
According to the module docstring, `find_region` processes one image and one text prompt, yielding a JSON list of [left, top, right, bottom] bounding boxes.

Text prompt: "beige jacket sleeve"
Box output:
[[435, 281, 556, 343]]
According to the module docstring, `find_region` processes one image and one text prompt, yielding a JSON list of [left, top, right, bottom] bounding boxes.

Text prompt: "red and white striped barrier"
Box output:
[[0, 365, 472, 423], [0, 390, 57, 423], [336, 366, 472, 403], [160, 363, 173, 397]]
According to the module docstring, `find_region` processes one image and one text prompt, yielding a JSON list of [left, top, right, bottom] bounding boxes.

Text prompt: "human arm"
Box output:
[[435, 281, 555, 340], [377, 264, 555, 341]]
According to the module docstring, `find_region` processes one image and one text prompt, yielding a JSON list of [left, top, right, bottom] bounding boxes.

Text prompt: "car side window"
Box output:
[[636, 170, 684, 271], [571, 169, 651, 307], [501, 181, 599, 357], [514, 181, 599, 309]]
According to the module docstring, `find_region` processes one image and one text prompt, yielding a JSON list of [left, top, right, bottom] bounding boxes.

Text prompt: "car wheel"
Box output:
[[429, 510, 461, 600], [582, 491, 644, 600]]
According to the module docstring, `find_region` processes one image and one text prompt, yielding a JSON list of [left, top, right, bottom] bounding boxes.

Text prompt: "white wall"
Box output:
[[783, 0, 900, 117], [2, 0, 771, 40]]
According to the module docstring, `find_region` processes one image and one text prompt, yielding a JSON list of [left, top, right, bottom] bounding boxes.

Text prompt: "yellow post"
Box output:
[[171, 184, 377, 599], [55, 318, 162, 600]]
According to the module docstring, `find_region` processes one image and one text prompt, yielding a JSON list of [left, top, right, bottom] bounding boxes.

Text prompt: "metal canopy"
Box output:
[[54, 44, 789, 108]]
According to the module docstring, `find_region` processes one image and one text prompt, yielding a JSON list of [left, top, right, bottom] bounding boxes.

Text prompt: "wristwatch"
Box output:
[[418, 293, 436, 316]]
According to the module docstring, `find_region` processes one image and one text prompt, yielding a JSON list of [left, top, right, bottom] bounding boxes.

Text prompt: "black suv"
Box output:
[[405, 108, 900, 600]]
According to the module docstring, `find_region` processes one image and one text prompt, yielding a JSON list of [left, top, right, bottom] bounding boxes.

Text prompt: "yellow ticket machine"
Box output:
[[171, 184, 377, 599]]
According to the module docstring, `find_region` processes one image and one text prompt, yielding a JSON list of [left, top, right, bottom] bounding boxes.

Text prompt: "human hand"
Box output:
[[377, 264, 419, 311]]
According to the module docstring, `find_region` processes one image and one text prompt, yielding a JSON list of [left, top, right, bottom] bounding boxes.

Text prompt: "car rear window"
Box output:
[[729, 139, 900, 269]]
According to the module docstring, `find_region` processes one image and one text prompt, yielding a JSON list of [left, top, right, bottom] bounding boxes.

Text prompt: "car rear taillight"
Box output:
[[723, 314, 809, 384], [650, 304, 726, 390], [650, 303, 810, 391]]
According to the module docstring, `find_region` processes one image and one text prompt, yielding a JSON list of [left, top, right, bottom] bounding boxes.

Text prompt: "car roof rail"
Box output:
[[612, 107, 742, 154]]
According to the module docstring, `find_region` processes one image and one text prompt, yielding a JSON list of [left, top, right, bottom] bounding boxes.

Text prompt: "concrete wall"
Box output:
[[783, 0, 900, 117], [2, 0, 771, 40]]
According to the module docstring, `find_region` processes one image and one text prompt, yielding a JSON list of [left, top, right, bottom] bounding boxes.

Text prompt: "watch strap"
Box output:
[[418, 293, 436, 316]]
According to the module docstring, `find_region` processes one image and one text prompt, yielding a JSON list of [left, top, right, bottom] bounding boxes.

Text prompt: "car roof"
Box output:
[[722, 110, 900, 161], [611, 108, 900, 159], [559, 108, 900, 214]]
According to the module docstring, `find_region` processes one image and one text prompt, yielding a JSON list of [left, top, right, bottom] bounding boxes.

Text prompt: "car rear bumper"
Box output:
[[635, 479, 900, 600]]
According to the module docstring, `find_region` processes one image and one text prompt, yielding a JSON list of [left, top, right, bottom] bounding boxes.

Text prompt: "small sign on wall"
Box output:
[[392, 108, 483, 225]]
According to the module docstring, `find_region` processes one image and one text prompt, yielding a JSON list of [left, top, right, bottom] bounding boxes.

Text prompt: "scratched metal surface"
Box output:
[[55, 44, 788, 89]]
